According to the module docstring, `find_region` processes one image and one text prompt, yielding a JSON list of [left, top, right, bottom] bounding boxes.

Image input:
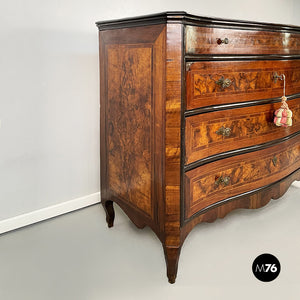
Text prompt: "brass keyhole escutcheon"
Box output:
[[216, 38, 229, 45]]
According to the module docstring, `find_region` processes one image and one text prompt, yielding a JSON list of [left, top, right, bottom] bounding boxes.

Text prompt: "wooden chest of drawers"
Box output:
[[96, 12, 300, 283]]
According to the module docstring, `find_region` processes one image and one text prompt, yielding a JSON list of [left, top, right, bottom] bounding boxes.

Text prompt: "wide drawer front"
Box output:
[[184, 135, 300, 219], [186, 60, 300, 110], [185, 98, 300, 165], [185, 26, 300, 55]]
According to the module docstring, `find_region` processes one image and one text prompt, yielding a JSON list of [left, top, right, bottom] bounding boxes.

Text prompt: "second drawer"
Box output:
[[185, 98, 300, 165], [186, 60, 300, 110]]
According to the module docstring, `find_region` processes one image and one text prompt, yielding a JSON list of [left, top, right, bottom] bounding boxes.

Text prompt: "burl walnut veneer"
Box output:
[[96, 12, 300, 283]]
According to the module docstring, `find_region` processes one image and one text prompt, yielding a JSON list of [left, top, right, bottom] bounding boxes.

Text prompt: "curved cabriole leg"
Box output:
[[102, 200, 115, 228], [163, 246, 182, 284]]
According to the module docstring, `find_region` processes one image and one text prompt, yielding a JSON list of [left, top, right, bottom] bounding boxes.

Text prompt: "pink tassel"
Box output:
[[274, 96, 292, 127]]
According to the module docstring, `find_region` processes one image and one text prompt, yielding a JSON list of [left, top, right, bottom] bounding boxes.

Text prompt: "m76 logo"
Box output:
[[255, 264, 278, 273], [252, 254, 281, 282]]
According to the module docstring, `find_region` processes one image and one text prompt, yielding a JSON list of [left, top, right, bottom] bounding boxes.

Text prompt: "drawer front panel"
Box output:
[[184, 135, 300, 219], [186, 60, 300, 110], [185, 26, 300, 55], [185, 98, 300, 165]]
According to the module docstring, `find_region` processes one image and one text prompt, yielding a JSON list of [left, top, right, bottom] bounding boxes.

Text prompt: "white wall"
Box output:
[[0, 0, 299, 223], [292, 0, 300, 26]]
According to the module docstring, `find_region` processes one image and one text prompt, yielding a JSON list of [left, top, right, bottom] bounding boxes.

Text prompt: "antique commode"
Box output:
[[96, 12, 300, 283]]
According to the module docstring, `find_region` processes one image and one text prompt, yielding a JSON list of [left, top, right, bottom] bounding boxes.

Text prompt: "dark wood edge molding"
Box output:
[[183, 167, 300, 224], [184, 130, 300, 172], [184, 93, 300, 117], [185, 55, 300, 62], [96, 11, 185, 30], [96, 11, 300, 33]]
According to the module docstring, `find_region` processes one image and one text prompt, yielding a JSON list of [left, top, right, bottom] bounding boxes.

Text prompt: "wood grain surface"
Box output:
[[98, 14, 300, 283], [186, 25, 300, 55], [164, 23, 182, 247], [99, 24, 165, 228], [186, 60, 300, 110], [185, 98, 300, 164], [182, 168, 300, 242], [185, 135, 300, 219], [164, 23, 183, 283], [106, 45, 153, 216]]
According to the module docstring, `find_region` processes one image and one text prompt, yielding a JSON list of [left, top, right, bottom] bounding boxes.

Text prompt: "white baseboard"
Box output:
[[0, 192, 100, 235]]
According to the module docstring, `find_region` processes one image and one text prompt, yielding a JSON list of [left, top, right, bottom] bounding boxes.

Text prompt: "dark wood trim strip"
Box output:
[[96, 11, 300, 33], [183, 167, 300, 223], [185, 54, 300, 62], [184, 93, 300, 117], [184, 130, 300, 172]]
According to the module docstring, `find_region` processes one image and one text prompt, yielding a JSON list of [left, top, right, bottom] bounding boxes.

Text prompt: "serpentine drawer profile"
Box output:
[[96, 12, 300, 283]]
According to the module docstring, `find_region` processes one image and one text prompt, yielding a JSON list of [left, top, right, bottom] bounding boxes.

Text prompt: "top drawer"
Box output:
[[185, 26, 300, 55]]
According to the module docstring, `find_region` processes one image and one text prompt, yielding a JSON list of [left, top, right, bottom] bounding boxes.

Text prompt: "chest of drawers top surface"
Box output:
[[97, 12, 300, 284], [96, 11, 300, 31]]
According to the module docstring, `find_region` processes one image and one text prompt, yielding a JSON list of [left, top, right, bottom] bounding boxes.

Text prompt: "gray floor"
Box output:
[[1, 183, 300, 300]]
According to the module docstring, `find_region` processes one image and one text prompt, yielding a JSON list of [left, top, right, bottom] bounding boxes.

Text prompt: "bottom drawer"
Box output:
[[184, 134, 300, 219]]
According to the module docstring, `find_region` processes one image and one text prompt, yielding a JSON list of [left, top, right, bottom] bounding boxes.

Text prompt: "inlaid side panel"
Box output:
[[185, 135, 300, 219], [106, 45, 153, 216], [99, 24, 165, 222], [185, 26, 300, 55]]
